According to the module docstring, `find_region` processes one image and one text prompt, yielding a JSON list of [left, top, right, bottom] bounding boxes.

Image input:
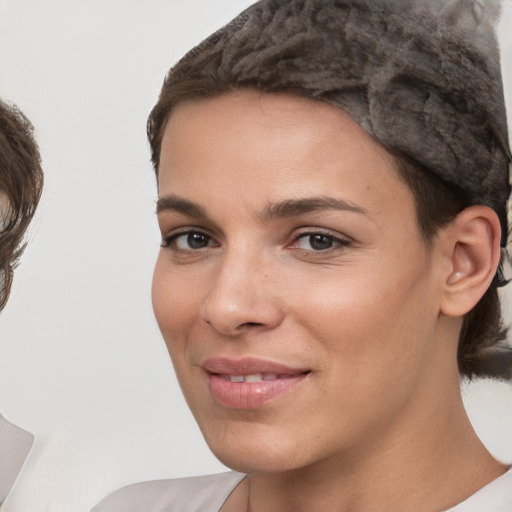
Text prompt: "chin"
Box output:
[[202, 422, 312, 475], [212, 447, 304, 475]]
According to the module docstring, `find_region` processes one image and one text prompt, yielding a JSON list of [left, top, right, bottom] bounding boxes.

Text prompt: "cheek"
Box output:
[[289, 258, 438, 379], [285, 277, 438, 446], [151, 256, 200, 347]]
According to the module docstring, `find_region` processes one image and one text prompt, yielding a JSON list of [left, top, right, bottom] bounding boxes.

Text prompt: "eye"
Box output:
[[297, 234, 334, 251], [291, 232, 350, 252], [162, 230, 217, 251]]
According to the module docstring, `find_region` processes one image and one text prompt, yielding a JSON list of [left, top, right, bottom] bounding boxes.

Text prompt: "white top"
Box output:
[[445, 466, 512, 512], [92, 467, 512, 512], [0, 414, 33, 506]]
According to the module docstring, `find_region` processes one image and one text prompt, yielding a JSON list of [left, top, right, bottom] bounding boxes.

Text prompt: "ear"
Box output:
[[440, 206, 502, 317]]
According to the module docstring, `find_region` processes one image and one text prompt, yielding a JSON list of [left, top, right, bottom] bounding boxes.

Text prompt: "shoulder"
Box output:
[[0, 415, 34, 452], [91, 472, 246, 512], [0, 415, 34, 502], [447, 467, 512, 512]]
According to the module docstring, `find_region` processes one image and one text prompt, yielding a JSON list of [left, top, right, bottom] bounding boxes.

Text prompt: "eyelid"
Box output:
[[157, 211, 220, 236]]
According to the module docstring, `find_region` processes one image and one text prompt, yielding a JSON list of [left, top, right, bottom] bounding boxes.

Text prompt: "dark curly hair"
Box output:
[[0, 100, 43, 310], [147, 0, 511, 379]]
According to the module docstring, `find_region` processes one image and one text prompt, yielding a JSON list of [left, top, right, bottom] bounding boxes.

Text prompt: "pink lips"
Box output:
[[202, 357, 310, 409]]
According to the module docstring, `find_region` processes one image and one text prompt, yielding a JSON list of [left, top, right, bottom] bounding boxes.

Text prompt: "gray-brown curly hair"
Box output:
[[148, 0, 512, 379]]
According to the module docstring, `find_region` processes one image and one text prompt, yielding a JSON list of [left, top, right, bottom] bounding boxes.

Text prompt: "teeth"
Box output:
[[245, 373, 263, 383], [224, 373, 283, 383]]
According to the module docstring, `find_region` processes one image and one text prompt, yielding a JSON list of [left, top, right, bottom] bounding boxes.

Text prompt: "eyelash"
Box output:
[[288, 230, 351, 253], [161, 230, 218, 251], [160, 228, 352, 255]]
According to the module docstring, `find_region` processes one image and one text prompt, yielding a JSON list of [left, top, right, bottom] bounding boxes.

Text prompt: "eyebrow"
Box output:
[[262, 196, 366, 220], [156, 194, 366, 219], [156, 195, 208, 218]]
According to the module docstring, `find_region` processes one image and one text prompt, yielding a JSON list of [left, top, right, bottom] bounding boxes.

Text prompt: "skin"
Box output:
[[152, 90, 505, 512]]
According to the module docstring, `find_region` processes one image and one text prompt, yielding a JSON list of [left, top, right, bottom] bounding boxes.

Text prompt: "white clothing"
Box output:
[[92, 467, 512, 512], [0, 414, 33, 506]]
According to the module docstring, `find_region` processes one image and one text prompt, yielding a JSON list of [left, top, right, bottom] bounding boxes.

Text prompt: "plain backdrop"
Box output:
[[0, 1, 511, 511]]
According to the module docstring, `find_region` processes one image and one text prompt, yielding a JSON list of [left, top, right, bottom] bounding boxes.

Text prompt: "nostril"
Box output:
[[202, 290, 284, 335], [240, 322, 263, 328]]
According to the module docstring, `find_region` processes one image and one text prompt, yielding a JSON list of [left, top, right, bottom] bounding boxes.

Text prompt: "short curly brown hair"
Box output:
[[0, 100, 43, 310], [147, 0, 511, 379]]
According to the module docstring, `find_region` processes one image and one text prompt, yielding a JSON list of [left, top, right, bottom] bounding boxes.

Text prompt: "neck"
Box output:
[[246, 382, 505, 512]]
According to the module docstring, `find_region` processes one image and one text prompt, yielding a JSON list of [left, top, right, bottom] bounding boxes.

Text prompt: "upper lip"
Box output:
[[201, 356, 310, 376]]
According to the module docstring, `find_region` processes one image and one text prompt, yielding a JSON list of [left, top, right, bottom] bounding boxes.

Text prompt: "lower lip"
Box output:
[[208, 373, 309, 409]]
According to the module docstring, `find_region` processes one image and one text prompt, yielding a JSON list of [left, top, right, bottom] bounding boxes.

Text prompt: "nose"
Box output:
[[201, 251, 284, 336]]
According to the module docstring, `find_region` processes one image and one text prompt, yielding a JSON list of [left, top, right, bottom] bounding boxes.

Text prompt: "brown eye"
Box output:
[[290, 231, 351, 253], [163, 231, 217, 250], [296, 234, 335, 251], [308, 234, 334, 250], [184, 232, 211, 249]]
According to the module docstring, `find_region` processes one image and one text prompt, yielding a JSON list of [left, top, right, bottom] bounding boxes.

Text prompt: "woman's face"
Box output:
[[153, 90, 453, 474]]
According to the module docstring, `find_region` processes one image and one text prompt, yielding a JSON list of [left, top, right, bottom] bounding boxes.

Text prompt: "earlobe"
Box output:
[[440, 206, 501, 317]]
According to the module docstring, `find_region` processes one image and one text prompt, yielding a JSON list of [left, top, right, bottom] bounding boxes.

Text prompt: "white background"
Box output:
[[0, 1, 511, 511]]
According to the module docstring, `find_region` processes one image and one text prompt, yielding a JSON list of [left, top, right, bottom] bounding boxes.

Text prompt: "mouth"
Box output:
[[218, 372, 301, 383], [201, 357, 311, 409]]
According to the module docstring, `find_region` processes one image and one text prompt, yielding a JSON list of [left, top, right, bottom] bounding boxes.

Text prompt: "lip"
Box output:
[[202, 357, 310, 409]]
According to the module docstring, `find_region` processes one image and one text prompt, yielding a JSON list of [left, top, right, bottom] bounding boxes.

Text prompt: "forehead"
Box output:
[[162, 90, 394, 160], [158, 90, 415, 224]]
